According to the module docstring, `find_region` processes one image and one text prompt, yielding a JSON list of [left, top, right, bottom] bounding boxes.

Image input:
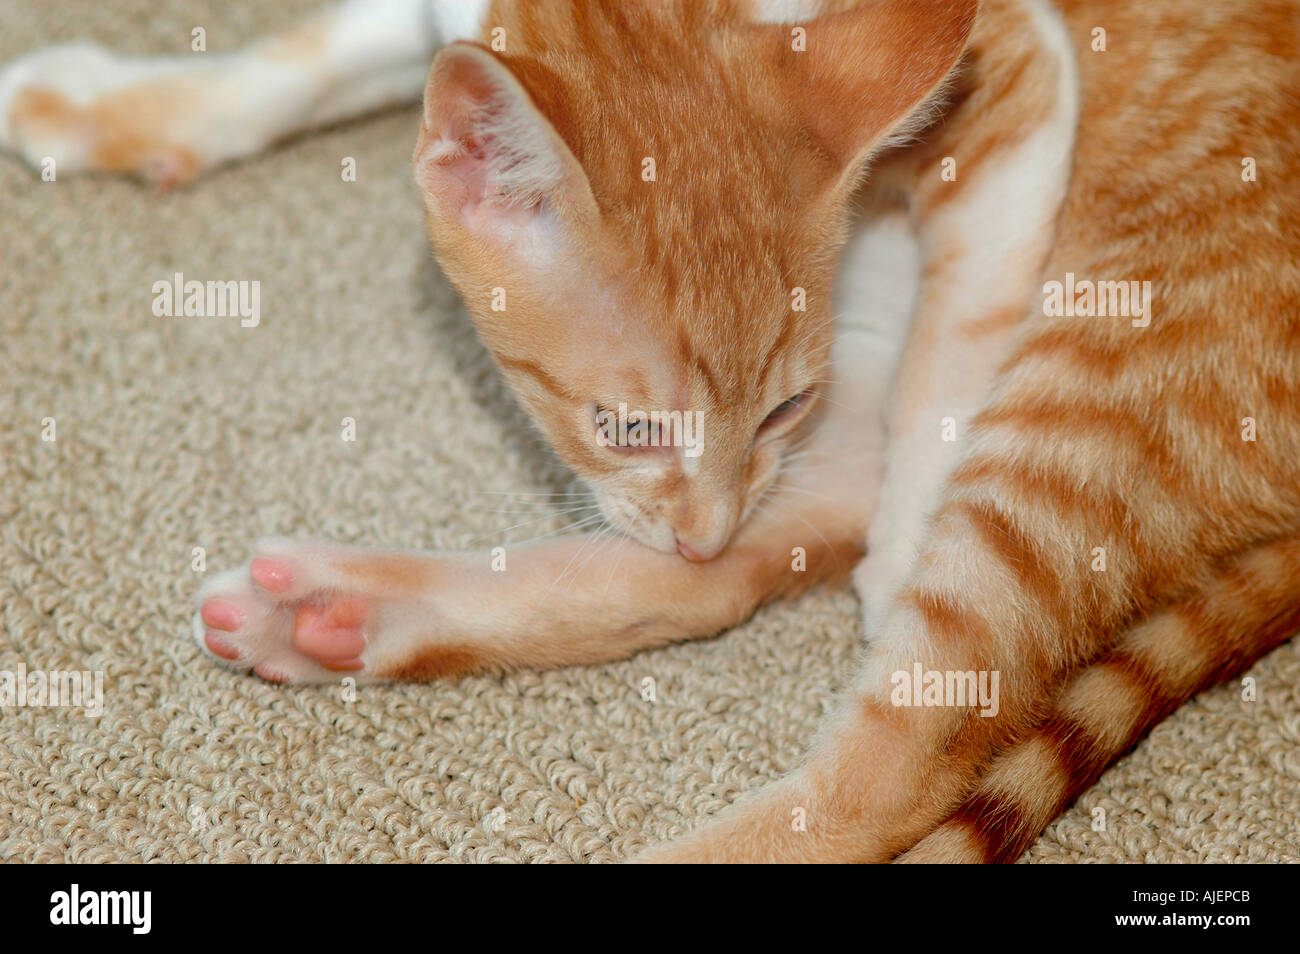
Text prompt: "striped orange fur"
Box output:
[[901, 535, 1300, 862]]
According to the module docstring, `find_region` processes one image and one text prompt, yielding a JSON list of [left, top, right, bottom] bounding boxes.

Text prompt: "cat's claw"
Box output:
[[192, 541, 375, 685]]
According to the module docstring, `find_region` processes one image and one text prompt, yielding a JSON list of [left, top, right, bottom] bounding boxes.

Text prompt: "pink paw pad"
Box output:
[[204, 632, 242, 661], [250, 557, 294, 593], [200, 599, 244, 632], [292, 597, 368, 671]]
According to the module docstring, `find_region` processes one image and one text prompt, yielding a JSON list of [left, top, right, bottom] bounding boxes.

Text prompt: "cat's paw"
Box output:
[[0, 43, 201, 186], [193, 539, 386, 685]]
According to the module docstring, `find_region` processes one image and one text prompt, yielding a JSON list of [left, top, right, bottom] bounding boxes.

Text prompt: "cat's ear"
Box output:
[[750, 0, 978, 190], [413, 43, 598, 249]]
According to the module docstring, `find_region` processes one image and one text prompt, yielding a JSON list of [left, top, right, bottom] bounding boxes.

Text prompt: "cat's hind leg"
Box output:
[[0, 0, 486, 186]]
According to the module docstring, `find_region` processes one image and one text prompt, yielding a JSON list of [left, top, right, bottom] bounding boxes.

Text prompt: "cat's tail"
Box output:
[[897, 534, 1300, 864]]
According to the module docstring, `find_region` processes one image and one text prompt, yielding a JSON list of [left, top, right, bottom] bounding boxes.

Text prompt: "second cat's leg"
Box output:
[[0, 0, 487, 185]]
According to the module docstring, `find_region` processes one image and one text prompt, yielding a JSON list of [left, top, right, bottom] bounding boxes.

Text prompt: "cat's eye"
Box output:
[[759, 390, 812, 432], [593, 403, 661, 453], [766, 395, 803, 421]]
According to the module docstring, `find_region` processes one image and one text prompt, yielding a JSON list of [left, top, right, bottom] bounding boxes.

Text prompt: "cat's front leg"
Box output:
[[852, 0, 1080, 632], [193, 479, 868, 685]]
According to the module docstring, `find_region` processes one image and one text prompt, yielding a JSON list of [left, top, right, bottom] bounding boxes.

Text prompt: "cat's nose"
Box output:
[[676, 536, 721, 562], [673, 494, 737, 561]]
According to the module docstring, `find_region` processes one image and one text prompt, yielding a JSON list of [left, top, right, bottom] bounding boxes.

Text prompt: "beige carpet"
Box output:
[[2, 0, 1297, 864]]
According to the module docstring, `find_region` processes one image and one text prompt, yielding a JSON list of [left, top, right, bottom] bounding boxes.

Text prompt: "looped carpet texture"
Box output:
[[1, 0, 1297, 863]]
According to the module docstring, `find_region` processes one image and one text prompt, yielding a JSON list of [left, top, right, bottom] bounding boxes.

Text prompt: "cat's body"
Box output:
[[3, 0, 1297, 862]]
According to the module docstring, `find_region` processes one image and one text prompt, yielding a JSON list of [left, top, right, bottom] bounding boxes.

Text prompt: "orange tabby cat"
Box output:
[[3, 0, 1297, 862]]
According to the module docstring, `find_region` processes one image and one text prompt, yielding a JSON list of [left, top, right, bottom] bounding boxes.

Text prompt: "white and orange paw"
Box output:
[[0, 43, 202, 187], [192, 539, 380, 685]]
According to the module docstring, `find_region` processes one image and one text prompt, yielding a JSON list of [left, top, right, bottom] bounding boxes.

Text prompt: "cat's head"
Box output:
[[415, 0, 976, 559]]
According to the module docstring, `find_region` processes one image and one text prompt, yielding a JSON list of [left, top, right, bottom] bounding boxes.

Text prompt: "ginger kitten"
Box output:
[[2, 0, 1298, 862]]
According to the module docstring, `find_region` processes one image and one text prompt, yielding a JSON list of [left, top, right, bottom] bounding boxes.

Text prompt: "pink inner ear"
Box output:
[[417, 71, 523, 222], [415, 47, 579, 237], [444, 135, 492, 211], [416, 122, 494, 222]]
